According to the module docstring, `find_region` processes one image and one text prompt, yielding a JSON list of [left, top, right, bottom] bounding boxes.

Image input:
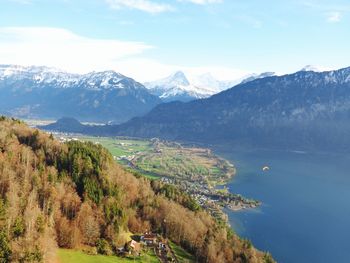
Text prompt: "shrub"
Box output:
[[12, 217, 25, 238], [0, 231, 12, 262], [96, 239, 113, 255], [83, 247, 98, 255]]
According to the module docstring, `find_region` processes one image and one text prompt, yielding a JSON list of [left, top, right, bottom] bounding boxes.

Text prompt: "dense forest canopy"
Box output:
[[0, 116, 273, 263]]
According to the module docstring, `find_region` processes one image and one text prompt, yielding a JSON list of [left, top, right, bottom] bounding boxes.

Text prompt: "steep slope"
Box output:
[[0, 116, 272, 263], [0, 65, 161, 123], [114, 67, 350, 151]]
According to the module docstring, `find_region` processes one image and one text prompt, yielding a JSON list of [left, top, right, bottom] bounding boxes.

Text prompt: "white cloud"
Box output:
[[0, 26, 251, 82], [327, 11, 342, 22], [178, 0, 222, 4], [0, 27, 152, 74], [301, 1, 347, 23], [105, 0, 174, 13]]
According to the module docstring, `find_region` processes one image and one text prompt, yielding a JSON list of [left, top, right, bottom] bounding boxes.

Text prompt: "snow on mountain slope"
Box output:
[[240, 72, 276, 84], [113, 66, 350, 151], [144, 70, 280, 102], [0, 64, 161, 122], [144, 71, 239, 102], [300, 65, 328, 72], [189, 73, 240, 93], [0, 64, 80, 86], [0, 65, 149, 91]]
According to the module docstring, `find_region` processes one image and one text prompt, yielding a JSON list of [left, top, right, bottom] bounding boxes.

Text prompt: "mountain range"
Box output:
[[144, 71, 275, 102], [0, 64, 161, 123], [42, 66, 350, 152], [0, 65, 263, 122], [0, 64, 280, 124], [144, 71, 234, 102]]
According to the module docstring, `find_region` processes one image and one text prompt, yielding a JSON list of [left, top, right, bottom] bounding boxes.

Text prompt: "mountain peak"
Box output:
[[145, 71, 242, 102], [0, 65, 161, 123], [115, 65, 350, 152], [240, 72, 276, 84], [300, 65, 323, 72], [79, 70, 131, 90], [172, 70, 186, 78], [84, 70, 125, 80], [168, 71, 190, 86]]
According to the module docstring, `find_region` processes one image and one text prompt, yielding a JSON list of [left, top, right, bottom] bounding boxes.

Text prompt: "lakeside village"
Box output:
[[159, 177, 260, 221], [117, 155, 260, 223], [55, 133, 260, 223]]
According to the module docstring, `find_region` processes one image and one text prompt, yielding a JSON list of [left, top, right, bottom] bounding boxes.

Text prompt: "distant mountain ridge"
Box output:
[[42, 66, 350, 152], [120, 66, 350, 151], [144, 70, 276, 102], [240, 72, 275, 84], [0, 64, 161, 123], [144, 71, 216, 102]]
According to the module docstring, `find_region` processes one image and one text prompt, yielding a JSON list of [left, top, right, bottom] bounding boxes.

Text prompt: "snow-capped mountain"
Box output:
[[144, 71, 212, 102], [111, 66, 350, 151], [0, 64, 80, 87], [240, 72, 276, 84], [189, 73, 239, 93], [144, 71, 279, 102], [0, 65, 161, 123], [300, 65, 325, 72], [144, 71, 237, 102]]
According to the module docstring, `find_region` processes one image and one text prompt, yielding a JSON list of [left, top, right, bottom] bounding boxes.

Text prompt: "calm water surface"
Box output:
[[216, 149, 350, 263]]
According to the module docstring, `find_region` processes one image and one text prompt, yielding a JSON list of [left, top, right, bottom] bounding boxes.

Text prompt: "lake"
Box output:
[[217, 148, 350, 263]]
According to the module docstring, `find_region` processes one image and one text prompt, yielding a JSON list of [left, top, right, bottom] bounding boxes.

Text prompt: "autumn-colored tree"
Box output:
[[0, 116, 273, 263]]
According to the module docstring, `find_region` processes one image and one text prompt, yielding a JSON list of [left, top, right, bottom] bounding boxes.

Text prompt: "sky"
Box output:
[[0, 0, 350, 82]]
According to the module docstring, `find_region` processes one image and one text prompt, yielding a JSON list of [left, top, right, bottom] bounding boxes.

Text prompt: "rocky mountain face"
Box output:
[[0, 65, 161, 123], [112, 67, 350, 151]]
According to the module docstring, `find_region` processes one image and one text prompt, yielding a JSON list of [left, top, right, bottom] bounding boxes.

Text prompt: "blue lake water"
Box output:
[[217, 149, 350, 263]]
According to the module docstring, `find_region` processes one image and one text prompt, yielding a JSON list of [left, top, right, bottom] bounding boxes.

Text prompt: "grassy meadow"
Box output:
[[82, 136, 235, 184], [57, 249, 160, 263]]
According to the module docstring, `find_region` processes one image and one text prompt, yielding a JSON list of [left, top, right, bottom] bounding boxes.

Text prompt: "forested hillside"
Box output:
[[108, 67, 350, 152], [0, 65, 161, 123], [0, 117, 272, 263]]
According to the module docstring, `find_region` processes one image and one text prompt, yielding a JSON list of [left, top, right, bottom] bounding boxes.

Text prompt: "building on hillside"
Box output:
[[141, 233, 158, 246], [129, 240, 141, 255]]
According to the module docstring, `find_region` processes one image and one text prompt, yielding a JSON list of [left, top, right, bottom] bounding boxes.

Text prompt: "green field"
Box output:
[[58, 249, 160, 263], [82, 136, 235, 185], [83, 137, 152, 157], [169, 242, 195, 263]]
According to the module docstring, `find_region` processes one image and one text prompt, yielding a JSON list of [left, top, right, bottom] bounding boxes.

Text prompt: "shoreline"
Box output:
[[49, 131, 261, 217]]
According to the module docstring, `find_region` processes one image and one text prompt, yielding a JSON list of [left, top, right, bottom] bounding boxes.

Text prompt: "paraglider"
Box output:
[[262, 166, 270, 172]]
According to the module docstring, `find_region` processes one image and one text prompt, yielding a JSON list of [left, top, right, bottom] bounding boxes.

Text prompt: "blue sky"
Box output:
[[0, 0, 349, 81]]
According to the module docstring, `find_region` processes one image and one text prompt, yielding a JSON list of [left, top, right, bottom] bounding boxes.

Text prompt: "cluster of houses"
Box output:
[[160, 177, 214, 206], [117, 232, 171, 260], [116, 154, 135, 162], [160, 176, 259, 223], [50, 132, 80, 143]]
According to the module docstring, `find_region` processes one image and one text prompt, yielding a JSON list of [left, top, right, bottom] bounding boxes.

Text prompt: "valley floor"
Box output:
[[51, 133, 260, 219]]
